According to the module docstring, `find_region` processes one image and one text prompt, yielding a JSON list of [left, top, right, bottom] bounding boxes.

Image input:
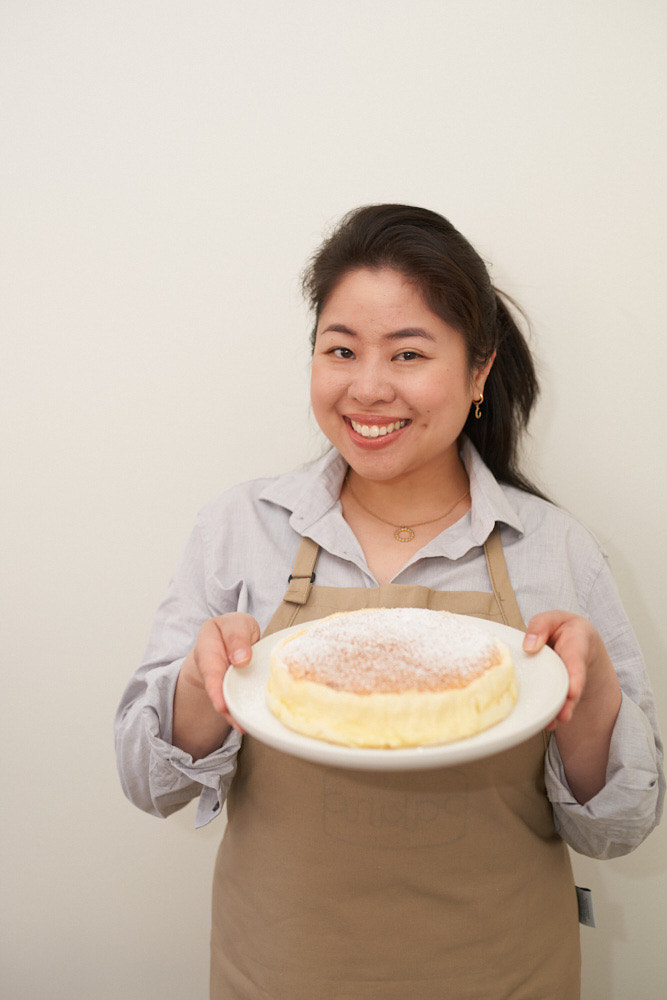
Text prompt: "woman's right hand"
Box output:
[[173, 613, 261, 758]]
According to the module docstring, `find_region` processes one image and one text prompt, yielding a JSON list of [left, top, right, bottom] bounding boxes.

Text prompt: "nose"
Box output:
[[349, 358, 396, 406]]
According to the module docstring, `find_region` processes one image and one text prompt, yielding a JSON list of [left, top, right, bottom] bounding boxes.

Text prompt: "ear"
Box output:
[[473, 350, 496, 396]]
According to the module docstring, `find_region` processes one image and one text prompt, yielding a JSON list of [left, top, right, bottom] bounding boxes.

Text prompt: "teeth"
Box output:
[[350, 419, 408, 438]]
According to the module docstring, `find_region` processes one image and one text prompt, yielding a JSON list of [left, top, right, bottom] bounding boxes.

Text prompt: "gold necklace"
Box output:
[[344, 471, 470, 543]]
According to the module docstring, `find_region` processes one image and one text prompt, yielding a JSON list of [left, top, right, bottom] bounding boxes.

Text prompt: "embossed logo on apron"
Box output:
[[322, 770, 468, 847]]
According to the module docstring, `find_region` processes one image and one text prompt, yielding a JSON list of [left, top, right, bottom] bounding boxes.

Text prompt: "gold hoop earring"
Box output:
[[473, 392, 484, 419]]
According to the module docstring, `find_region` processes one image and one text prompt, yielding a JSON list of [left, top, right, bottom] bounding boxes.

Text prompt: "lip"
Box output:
[[344, 414, 411, 425], [342, 415, 411, 449]]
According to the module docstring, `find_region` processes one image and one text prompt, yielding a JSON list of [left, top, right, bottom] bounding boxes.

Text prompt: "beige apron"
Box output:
[[211, 527, 580, 999]]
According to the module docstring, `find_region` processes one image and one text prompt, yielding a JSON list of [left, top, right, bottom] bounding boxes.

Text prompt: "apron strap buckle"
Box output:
[[284, 571, 316, 605]]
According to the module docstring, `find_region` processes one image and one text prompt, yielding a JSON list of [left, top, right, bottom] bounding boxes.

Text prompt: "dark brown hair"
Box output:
[[301, 203, 547, 498]]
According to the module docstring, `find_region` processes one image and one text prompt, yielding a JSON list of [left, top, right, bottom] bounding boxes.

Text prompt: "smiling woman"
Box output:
[[115, 204, 664, 1000]]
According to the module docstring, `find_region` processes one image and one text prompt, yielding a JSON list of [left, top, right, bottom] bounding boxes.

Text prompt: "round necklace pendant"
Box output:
[[394, 526, 415, 543]]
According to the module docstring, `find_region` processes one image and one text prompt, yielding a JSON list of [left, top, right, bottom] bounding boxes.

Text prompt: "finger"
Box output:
[[552, 645, 589, 725], [553, 627, 590, 699], [194, 620, 234, 716], [554, 698, 574, 725], [216, 613, 261, 667], [565, 654, 586, 707], [217, 698, 245, 733], [550, 686, 578, 727], [223, 712, 245, 734], [523, 610, 575, 654]]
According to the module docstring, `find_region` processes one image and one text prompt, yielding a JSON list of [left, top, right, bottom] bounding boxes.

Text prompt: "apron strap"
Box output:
[[262, 536, 321, 636], [483, 525, 526, 631], [483, 526, 546, 747], [283, 536, 320, 604]]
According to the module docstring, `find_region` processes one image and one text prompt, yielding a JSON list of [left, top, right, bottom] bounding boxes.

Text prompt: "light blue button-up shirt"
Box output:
[[114, 439, 663, 858]]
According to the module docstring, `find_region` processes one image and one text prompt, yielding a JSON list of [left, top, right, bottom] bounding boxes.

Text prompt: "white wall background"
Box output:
[[2, 2, 665, 997]]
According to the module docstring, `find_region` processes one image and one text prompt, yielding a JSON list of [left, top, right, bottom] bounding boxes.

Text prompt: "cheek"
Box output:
[[419, 373, 473, 421], [309, 383, 323, 418], [310, 367, 338, 413]]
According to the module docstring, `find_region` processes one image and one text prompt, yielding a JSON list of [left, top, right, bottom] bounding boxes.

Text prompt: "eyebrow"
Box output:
[[320, 323, 436, 342]]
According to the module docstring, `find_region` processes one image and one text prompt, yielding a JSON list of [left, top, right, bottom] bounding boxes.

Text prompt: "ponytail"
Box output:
[[463, 291, 549, 500]]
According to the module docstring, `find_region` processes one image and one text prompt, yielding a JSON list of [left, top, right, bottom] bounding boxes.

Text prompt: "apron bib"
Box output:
[[211, 527, 580, 999]]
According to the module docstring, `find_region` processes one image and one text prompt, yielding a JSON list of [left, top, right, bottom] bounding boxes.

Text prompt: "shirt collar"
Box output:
[[258, 437, 524, 556], [258, 447, 348, 534], [460, 437, 524, 544]]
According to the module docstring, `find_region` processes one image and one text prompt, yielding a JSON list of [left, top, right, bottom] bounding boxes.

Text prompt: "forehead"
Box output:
[[316, 268, 465, 349], [320, 268, 429, 321]]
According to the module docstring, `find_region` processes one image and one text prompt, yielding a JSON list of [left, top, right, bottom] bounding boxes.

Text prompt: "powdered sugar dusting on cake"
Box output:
[[280, 608, 502, 694]]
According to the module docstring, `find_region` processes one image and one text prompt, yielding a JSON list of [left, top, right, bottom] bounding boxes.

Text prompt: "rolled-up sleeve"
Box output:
[[544, 553, 664, 858], [545, 692, 662, 858], [114, 519, 243, 827]]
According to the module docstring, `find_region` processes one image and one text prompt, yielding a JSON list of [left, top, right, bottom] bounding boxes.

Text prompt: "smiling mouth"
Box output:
[[345, 417, 411, 438]]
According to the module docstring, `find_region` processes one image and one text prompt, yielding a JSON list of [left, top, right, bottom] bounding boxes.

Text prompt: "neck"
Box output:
[[345, 452, 470, 523]]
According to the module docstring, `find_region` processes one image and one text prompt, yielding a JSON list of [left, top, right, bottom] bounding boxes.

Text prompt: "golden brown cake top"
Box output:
[[278, 608, 503, 694]]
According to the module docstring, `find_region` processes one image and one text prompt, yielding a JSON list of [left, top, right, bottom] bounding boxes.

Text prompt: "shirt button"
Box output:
[[212, 801, 220, 812]]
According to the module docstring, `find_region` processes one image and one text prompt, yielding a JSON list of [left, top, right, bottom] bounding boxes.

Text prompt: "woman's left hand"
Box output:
[[522, 611, 621, 728], [522, 611, 623, 802]]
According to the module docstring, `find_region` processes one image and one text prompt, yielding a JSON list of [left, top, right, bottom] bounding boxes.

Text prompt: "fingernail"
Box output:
[[231, 648, 249, 665], [524, 633, 539, 651]]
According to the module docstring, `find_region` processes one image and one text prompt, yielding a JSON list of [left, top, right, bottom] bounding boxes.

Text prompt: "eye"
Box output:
[[329, 347, 355, 359], [394, 350, 422, 361]]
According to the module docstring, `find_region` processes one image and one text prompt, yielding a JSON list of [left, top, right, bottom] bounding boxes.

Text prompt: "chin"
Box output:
[[345, 457, 411, 483]]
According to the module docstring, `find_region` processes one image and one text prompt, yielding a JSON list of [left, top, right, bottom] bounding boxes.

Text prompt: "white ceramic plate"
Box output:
[[223, 615, 569, 770]]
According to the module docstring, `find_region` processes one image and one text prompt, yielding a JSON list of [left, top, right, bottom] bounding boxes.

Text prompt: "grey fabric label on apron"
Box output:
[[576, 885, 596, 927]]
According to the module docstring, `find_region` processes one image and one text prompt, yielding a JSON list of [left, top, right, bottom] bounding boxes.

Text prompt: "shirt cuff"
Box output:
[[545, 691, 662, 859], [143, 659, 244, 827]]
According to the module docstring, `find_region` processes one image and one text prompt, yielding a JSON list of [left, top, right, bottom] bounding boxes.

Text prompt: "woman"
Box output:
[[115, 205, 663, 999]]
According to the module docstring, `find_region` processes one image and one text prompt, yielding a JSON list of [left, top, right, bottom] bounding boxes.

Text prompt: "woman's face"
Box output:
[[310, 267, 493, 485]]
